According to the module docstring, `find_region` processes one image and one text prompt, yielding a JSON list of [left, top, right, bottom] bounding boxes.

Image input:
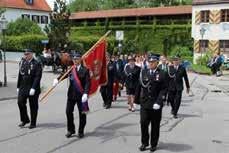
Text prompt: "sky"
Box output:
[[46, 0, 70, 9]]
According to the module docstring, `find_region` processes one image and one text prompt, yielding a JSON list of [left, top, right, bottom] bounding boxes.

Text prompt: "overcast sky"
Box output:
[[46, 0, 70, 9]]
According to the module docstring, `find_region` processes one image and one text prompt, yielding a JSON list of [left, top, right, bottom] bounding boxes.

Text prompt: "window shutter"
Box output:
[[194, 40, 200, 53], [195, 11, 201, 24]]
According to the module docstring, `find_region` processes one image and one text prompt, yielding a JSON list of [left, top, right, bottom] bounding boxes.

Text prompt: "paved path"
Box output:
[[0, 63, 229, 153]]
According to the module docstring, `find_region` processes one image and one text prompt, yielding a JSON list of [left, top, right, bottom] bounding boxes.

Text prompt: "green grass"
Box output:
[[191, 64, 212, 75]]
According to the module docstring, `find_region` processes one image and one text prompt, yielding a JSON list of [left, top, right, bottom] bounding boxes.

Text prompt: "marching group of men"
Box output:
[[16, 49, 190, 152]]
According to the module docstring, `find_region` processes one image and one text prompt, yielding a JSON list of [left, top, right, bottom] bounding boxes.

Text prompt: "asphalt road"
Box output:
[[0, 64, 229, 153]]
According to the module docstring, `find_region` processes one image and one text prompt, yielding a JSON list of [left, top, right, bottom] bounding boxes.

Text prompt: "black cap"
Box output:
[[24, 49, 33, 53], [72, 52, 82, 59], [172, 55, 181, 61], [148, 54, 160, 62]]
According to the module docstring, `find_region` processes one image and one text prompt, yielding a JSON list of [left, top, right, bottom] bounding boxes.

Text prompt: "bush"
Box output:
[[69, 35, 116, 53], [6, 18, 43, 36], [196, 50, 213, 66], [1, 35, 47, 54], [70, 24, 192, 54], [191, 64, 212, 75]]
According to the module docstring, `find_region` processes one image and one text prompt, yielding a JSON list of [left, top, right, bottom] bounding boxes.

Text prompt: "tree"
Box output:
[[68, 0, 99, 12], [45, 0, 71, 49], [0, 7, 5, 18], [5, 18, 42, 36], [68, 0, 192, 12]]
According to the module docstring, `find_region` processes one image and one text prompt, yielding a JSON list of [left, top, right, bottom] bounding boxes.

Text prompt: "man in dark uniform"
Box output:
[[53, 52, 91, 138], [136, 55, 166, 152], [158, 55, 169, 106], [167, 55, 190, 118], [113, 54, 124, 100], [100, 53, 116, 109], [124, 56, 140, 112], [17, 49, 42, 129]]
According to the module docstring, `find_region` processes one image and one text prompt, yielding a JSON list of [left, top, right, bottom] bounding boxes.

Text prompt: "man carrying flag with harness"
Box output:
[[53, 52, 91, 138], [42, 31, 110, 138]]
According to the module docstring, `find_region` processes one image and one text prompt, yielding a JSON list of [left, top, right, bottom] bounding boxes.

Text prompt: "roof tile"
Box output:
[[0, 0, 51, 12]]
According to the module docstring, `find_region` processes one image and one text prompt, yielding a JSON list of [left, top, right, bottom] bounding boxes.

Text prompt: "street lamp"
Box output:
[[0, 15, 8, 87], [200, 26, 206, 65]]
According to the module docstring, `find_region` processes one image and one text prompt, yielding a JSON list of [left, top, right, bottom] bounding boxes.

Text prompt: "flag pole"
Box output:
[[40, 30, 112, 103], [40, 66, 73, 103], [83, 30, 112, 58]]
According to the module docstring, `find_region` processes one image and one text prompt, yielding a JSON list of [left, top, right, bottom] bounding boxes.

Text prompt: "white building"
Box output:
[[0, 0, 51, 30], [192, 0, 229, 63]]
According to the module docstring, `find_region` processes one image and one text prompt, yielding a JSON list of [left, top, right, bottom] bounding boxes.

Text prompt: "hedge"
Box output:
[[70, 24, 192, 54], [0, 34, 47, 54], [1, 24, 192, 55]]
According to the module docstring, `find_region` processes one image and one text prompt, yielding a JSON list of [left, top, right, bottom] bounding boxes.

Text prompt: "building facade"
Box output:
[[192, 0, 229, 63], [0, 0, 51, 30]]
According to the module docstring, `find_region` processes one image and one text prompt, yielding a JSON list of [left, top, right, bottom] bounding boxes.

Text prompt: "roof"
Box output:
[[0, 0, 51, 12], [193, 0, 229, 5], [70, 5, 192, 20]]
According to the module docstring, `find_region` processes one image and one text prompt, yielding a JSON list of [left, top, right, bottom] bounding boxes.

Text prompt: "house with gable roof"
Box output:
[[0, 0, 51, 30]]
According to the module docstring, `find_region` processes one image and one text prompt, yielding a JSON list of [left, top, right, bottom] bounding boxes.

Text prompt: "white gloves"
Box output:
[[153, 104, 160, 110], [82, 94, 88, 103], [29, 88, 35, 96], [53, 79, 59, 87], [17, 88, 19, 94]]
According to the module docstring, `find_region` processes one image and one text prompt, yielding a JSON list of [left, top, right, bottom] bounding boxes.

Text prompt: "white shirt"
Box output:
[[77, 65, 81, 71], [150, 69, 157, 75]]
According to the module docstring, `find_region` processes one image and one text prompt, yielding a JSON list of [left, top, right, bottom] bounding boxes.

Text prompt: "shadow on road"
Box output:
[[38, 122, 66, 129], [159, 142, 193, 152], [178, 113, 201, 118]]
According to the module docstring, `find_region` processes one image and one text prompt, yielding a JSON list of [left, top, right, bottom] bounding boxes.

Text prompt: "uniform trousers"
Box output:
[[100, 85, 113, 106], [18, 94, 39, 126], [66, 98, 86, 134], [140, 108, 162, 147], [168, 89, 182, 115]]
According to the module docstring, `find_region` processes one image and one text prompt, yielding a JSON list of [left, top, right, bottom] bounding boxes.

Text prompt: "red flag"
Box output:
[[82, 39, 107, 95]]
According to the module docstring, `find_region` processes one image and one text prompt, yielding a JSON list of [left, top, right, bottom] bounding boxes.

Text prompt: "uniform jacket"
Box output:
[[168, 65, 190, 91], [158, 63, 169, 88], [17, 58, 42, 96], [59, 65, 91, 100], [135, 68, 166, 110], [124, 64, 141, 89]]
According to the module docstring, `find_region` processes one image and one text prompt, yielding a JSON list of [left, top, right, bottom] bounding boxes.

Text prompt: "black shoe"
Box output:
[[29, 125, 36, 129], [78, 133, 84, 138], [18, 121, 30, 127], [105, 105, 111, 109], [173, 114, 178, 119], [139, 144, 148, 151], [150, 146, 157, 152], [65, 131, 75, 138]]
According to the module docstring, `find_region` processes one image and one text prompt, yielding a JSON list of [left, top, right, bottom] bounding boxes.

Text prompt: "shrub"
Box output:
[[1, 35, 47, 54], [6, 18, 43, 36]]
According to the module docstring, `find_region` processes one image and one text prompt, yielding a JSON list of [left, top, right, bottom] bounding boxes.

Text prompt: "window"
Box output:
[[22, 14, 30, 20], [220, 40, 229, 52], [25, 0, 33, 4], [199, 40, 209, 52], [41, 16, 48, 24], [200, 10, 210, 23], [221, 9, 229, 22], [32, 15, 40, 23]]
